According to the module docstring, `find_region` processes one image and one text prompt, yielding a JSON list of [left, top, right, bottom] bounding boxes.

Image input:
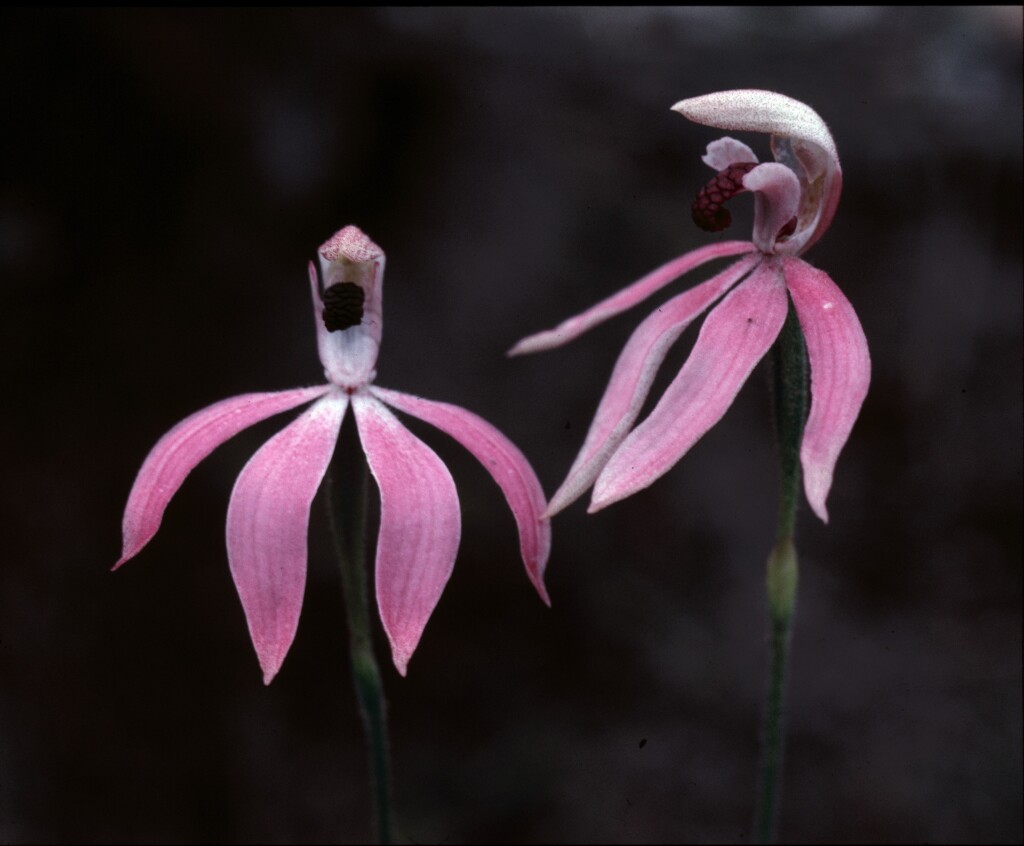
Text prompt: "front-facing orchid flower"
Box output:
[[510, 90, 870, 522], [117, 225, 551, 683]]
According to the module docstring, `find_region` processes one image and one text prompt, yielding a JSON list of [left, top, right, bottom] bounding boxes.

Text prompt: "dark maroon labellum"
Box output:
[[691, 161, 758, 233], [322, 282, 365, 332]]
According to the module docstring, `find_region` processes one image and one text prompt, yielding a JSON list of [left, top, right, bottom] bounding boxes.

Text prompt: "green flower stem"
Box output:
[[325, 416, 393, 845], [754, 301, 807, 844]]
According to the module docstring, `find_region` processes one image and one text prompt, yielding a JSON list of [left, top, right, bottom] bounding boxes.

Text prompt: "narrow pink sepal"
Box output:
[[353, 393, 461, 676], [370, 386, 552, 604], [546, 254, 760, 516], [225, 392, 347, 685], [783, 258, 870, 523], [702, 137, 758, 171], [591, 260, 789, 511], [507, 241, 757, 355], [115, 386, 331, 570]]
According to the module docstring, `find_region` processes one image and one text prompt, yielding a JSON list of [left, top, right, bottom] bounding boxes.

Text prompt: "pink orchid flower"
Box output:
[[117, 225, 551, 682], [511, 90, 870, 521]]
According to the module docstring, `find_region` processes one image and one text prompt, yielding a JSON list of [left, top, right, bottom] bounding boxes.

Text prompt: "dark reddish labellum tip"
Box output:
[[692, 161, 757, 233], [322, 281, 365, 331]]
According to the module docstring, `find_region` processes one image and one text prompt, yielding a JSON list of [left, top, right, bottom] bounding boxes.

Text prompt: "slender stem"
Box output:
[[771, 301, 808, 543], [754, 301, 807, 844], [324, 414, 394, 845]]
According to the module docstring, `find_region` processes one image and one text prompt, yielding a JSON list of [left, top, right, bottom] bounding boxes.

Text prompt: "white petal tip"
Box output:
[[390, 644, 412, 677], [545, 475, 595, 518], [671, 96, 716, 119], [114, 540, 147, 571], [507, 335, 550, 357], [804, 473, 833, 524], [540, 501, 566, 521], [587, 477, 626, 513], [261, 663, 281, 686]]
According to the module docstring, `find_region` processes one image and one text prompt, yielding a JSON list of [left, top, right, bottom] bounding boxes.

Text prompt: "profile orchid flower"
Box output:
[[510, 90, 870, 521], [117, 225, 551, 683]]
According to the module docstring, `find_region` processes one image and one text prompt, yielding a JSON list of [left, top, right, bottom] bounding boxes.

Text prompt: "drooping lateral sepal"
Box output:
[[352, 393, 461, 676], [782, 257, 870, 522], [115, 385, 331, 570], [590, 260, 790, 511], [545, 253, 760, 516], [225, 392, 348, 684]]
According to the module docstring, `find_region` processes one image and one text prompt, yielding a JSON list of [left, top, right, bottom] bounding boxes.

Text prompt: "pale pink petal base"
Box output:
[[702, 137, 758, 171], [225, 392, 347, 684], [783, 258, 870, 522], [116, 386, 331, 569], [591, 260, 789, 511], [353, 393, 461, 676], [547, 254, 760, 516], [508, 241, 756, 355], [370, 386, 552, 604]]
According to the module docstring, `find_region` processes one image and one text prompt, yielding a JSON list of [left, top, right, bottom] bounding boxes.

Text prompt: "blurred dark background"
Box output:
[[2, 8, 1021, 844]]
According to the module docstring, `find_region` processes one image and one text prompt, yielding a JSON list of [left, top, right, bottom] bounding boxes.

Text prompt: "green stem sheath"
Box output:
[[754, 301, 807, 844], [325, 415, 394, 845]]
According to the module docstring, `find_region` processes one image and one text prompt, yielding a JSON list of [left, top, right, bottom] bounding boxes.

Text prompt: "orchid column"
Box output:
[[511, 91, 870, 841]]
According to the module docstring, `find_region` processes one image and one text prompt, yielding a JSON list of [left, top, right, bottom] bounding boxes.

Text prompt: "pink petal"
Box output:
[[309, 225, 386, 390], [591, 260, 789, 511], [702, 137, 758, 171], [783, 258, 870, 523], [353, 393, 461, 676], [546, 254, 761, 516], [507, 241, 757, 355], [116, 386, 331, 569], [672, 90, 842, 255], [225, 392, 347, 685], [743, 162, 802, 254], [370, 386, 552, 604]]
